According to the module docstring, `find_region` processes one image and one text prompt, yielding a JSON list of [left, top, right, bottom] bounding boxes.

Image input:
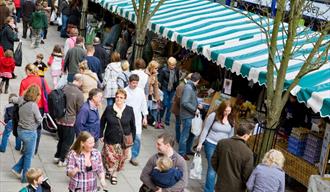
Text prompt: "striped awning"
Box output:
[[93, 0, 330, 117]]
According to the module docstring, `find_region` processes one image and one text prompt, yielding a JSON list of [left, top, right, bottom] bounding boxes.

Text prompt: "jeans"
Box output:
[[55, 125, 75, 162], [204, 140, 217, 192], [106, 98, 115, 106], [178, 118, 195, 156], [16, 8, 21, 22], [12, 128, 37, 183], [161, 90, 175, 124], [175, 115, 181, 143], [60, 14, 69, 37], [131, 134, 141, 160], [0, 120, 21, 152], [31, 28, 42, 48], [35, 109, 44, 154]]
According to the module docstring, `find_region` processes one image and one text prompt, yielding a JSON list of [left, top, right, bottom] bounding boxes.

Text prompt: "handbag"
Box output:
[[117, 118, 133, 148], [191, 113, 203, 136], [42, 113, 57, 133], [14, 42, 22, 67]]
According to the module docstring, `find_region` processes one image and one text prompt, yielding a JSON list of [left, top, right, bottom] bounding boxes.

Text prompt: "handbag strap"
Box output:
[[117, 118, 125, 136], [40, 77, 48, 100]]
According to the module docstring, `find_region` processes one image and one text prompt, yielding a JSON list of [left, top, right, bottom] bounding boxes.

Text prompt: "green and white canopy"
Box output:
[[93, 0, 330, 117]]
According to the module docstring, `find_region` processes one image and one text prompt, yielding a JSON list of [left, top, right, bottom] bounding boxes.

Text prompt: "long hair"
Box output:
[[215, 100, 234, 126], [23, 85, 41, 102], [70, 131, 93, 154]]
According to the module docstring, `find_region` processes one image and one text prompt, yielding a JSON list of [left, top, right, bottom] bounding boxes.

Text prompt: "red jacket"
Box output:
[[19, 74, 51, 109], [0, 46, 4, 58], [0, 57, 15, 73]]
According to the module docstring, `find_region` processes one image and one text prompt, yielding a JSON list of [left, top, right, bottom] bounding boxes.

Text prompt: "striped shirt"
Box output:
[[67, 149, 104, 192]]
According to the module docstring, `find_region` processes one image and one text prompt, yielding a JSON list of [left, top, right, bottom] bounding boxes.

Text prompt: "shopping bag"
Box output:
[[14, 42, 22, 67], [50, 11, 57, 22], [57, 14, 62, 26], [42, 113, 57, 133], [191, 113, 203, 136], [189, 153, 203, 180], [56, 74, 68, 89]]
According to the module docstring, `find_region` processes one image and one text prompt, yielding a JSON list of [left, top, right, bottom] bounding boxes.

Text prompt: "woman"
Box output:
[[63, 27, 78, 56], [79, 60, 99, 100], [66, 131, 107, 192], [247, 149, 285, 192], [145, 60, 161, 128], [100, 89, 135, 185], [117, 60, 131, 89], [11, 85, 43, 183], [19, 64, 51, 154], [102, 51, 122, 106], [0, 16, 19, 51], [196, 100, 235, 192]]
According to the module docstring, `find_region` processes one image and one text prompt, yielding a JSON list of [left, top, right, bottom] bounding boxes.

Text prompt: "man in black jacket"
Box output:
[[93, 37, 109, 72], [21, 0, 35, 39]]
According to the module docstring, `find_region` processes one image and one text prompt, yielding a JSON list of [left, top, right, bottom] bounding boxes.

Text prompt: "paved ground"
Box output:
[[0, 23, 205, 192]]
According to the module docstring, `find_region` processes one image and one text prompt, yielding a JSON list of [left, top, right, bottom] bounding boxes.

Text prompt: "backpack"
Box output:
[[47, 88, 66, 119], [12, 101, 28, 137], [117, 72, 129, 88]]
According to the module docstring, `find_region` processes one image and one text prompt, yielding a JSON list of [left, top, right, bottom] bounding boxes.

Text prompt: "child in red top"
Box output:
[[0, 50, 15, 94]]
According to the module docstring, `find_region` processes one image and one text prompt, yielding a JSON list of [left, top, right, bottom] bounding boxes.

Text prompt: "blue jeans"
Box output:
[[204, 140, 217, 192], [178, 118, 195, 156], [12, 128, 37, 183], [106, 98, 115, 106], [67, 73, 75, 83], [161, 90, 175, 124], [131, 134, 141, 160], [175, 115, 181, 143], [0, 120, 21, 152], [60, 14, 69, 37]]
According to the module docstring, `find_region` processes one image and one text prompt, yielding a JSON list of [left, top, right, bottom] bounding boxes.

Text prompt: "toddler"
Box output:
[[19, 168, 51, 192], [150, 156, 183, 188], [0, 50, 16, 94], [33, 53, 48, 77], [47, 45, 64, 88]]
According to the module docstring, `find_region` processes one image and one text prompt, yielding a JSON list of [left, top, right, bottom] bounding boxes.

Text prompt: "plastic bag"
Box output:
[[189, 153, 202, 180], [14, 42, 22, 67], [56, 74, 68, 89], [50, 11, 57, 22], [191, 113, 203, 136]]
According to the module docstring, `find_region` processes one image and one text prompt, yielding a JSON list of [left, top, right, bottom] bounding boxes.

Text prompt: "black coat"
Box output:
[[0, 24, 19, 51], [100, 105, 136, 145], [94, 44, 109, 72], [158, 66, 180, 92], [22, 0, 35, 22]]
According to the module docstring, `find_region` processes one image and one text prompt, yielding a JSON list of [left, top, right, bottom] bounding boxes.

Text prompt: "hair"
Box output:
[[134, 58, 146, 69], [8, 93, 17, 103], [147, 60, 159, 72], [185, 73, 193, 80], [86, 45, 95, 53], [52, 45, 62, 54], [25, 63, 38, 75], [111, 51, 121, 62], [262, 149, 285, 168], [121, 60, 130, 71], [36, 5, 43, 11], [26, 168, 43, 184], [73, 73, 83, 82], [23, 85, 41, 102], [215, 100, 234, 125], [167, 57, 177, 66], [129, 74, 139, 82], [5, 16, 14, 24], [157, 133, 175, 147], [75, 36, 84, 45], [88, 88, 103, 100], [93, 37, 101, 44], [71, 131, 93, 154], [4, 50, 13, 57], [190, 72, 201, 82], [36, 53, 44, 60], [116, 89, 127, 99], [236, 122, 254, 137], [69, 28, 79, 37], [156, 156, 174, 172], [79, 60, 89, 71]]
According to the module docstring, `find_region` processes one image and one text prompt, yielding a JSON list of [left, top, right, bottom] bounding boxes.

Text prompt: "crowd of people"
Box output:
[[0, 1, 288, 191]]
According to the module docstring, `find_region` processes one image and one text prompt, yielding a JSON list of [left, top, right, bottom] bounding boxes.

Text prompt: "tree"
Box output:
[[131, 0, 165, 64], [228, 0, 330, 161]]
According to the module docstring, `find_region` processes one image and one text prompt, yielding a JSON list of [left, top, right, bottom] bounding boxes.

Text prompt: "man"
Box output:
[[124, 74, 148, 166], [93, 37, 109, 72], [59, 0, 70, 38], [140, 133, 188, 192], [54, 74, 84, 167], [212, 123, 254, 192], [75, 88, 103, 146], [103, 20, 125, 51], [21, 0, 34, 39], [85, 45, 102, 82], [158, 57, 180, 126], [178, 72, 202, 160], [64, 36, 86, 82]]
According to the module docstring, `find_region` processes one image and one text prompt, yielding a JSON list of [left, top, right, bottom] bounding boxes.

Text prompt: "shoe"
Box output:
[[0, 149, 5, 153], [22, 36, 26, 39], [182, 155, 190, 161], [57, 161, 67, 167], [165, 121, 170, 126], [11, 169, 21, 178], [110, 176, 118, 185], [4, 90, 8, 94], [40, 40, 45, 44], [53, 157, 60, 164], [129, 159, 139, 166]]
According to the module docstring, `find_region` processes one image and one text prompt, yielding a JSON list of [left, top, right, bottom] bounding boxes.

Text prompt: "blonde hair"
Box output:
[[23, 84, 41, 102], [156, 156, 173, 172], [262, 149, 285, 168], [4, 50, 13, 58], [147, 60, 159, 71], [26, 168, 43, 184], [167, 57, 177, 66], [121, 60, 130, 71], [25, 63, 38, 75], [111, 51, 121, 62], [71, 131, 93, 154], [79, 60, 89, 71], [116, 89, 127, 99]]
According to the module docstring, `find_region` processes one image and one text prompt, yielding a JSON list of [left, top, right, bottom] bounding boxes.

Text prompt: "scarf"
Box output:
[[167, 69, 175, 91], [113, 103, 126, 119]]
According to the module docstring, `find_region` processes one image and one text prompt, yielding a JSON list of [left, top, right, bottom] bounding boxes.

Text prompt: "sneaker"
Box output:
[[11, 169, 21, 178], [53, 157, 60, 164], [129, 159, 139, 166], [57, 161, 67, 167]]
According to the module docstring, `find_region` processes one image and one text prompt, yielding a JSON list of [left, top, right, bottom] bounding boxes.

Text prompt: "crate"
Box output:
[[303, 152, 320, 164]]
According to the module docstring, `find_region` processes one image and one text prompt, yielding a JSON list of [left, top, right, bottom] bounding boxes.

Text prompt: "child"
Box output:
[[30, 5, 48, 48], [33, 53, 48, 77], [150, 156, 183, 188], [0, 50, 16, 94], [47, 45, 64, 88], [0, 93, 21, 152], [19, 168, 51, 192]]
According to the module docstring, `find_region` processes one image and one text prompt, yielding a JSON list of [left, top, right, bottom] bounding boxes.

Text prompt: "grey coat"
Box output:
[[180, 81, 198, 120]]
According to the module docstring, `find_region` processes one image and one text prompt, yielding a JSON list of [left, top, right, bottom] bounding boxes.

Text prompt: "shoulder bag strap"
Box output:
[[40, 77, 48, 99]]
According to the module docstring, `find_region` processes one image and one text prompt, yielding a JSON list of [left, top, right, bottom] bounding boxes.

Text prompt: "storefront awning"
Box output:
[[93, 0, 330, 117]]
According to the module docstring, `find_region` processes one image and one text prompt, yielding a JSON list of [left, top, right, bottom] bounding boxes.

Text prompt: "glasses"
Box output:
[[116, 96, 125, 99]]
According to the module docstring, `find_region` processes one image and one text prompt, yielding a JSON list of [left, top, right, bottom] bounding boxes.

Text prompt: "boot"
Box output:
[[0, 81, 4, 94], [4, 82, 9, 94]]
